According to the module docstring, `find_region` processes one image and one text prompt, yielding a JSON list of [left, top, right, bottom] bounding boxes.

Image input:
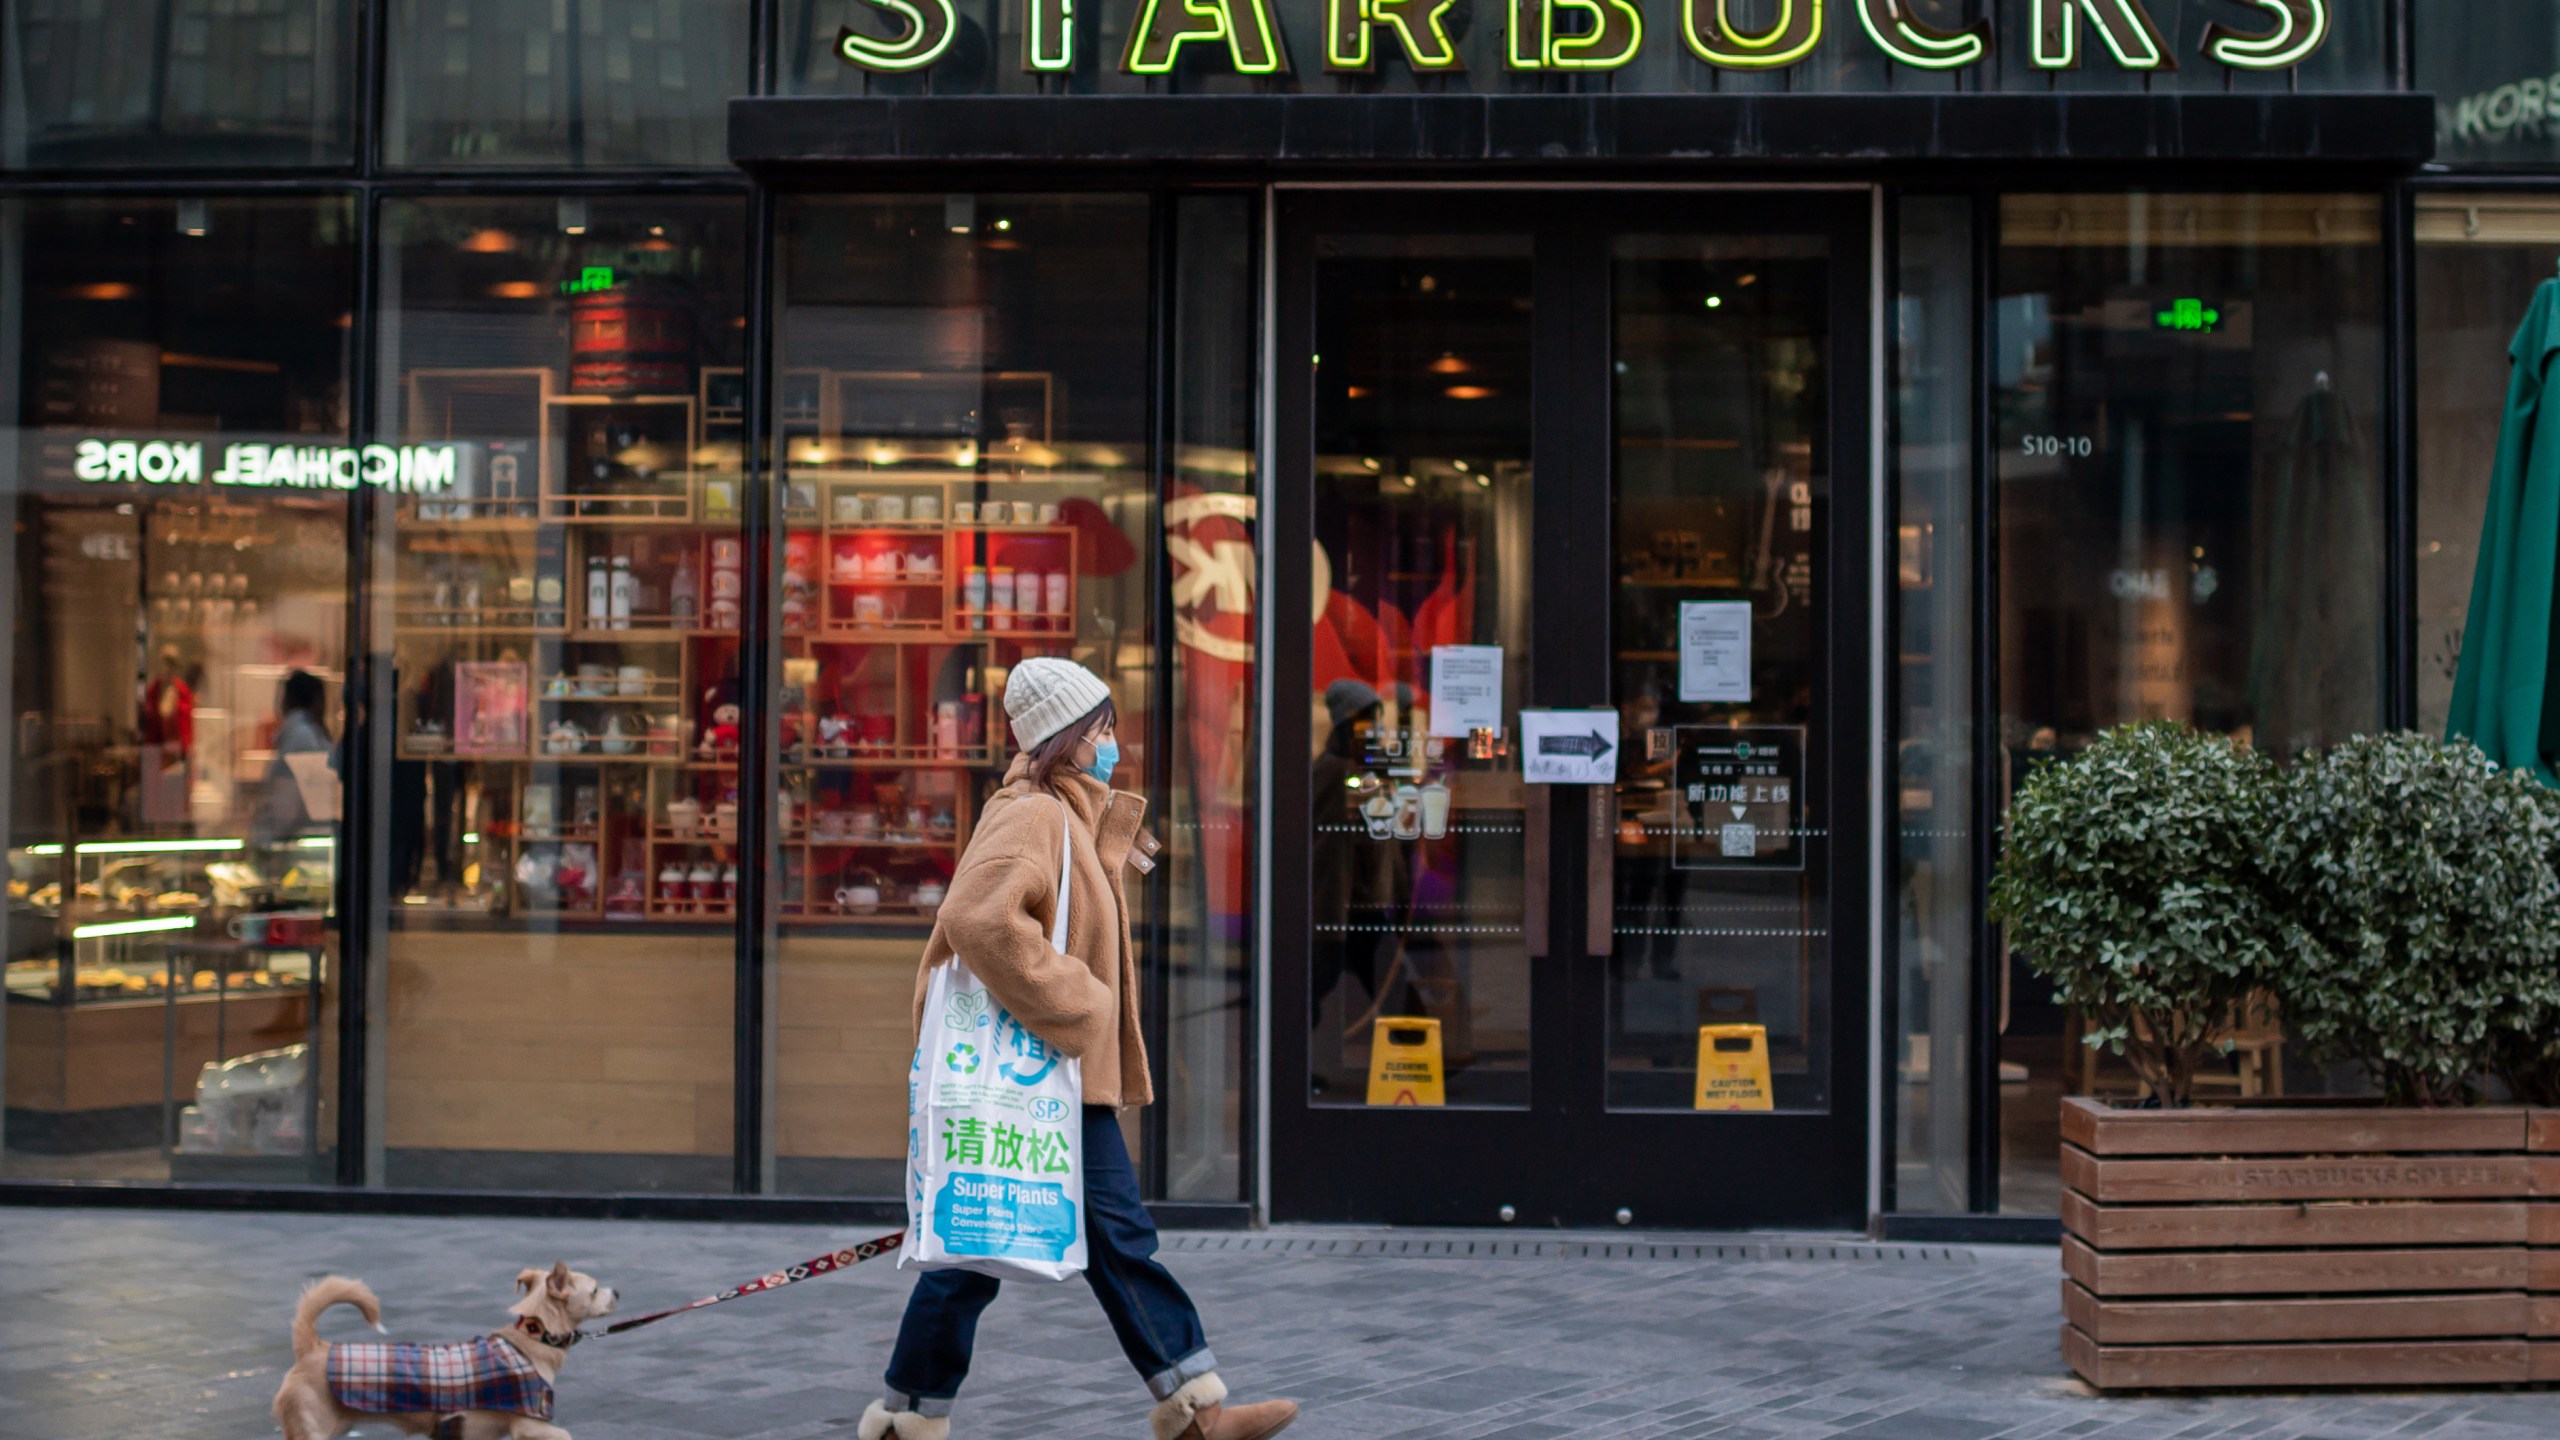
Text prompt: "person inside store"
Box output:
[[139, 644, 197, 826], [862, 656, 1298, 1440], [252, 670, 335, 849]]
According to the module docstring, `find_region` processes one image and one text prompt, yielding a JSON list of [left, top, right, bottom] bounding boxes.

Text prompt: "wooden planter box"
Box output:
[[2060, 1096, 2560, 1390]]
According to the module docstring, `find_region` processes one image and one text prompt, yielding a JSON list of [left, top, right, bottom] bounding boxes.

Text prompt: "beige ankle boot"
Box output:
[[1149, 1374, 1299, 1440]]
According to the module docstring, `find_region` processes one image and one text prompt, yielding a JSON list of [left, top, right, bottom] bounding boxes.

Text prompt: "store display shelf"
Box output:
[[541, 677, 688, 701], [394, 623, 564, 639], [787, 753, 998, 770], [823, 576, 946, 588], [541, 496, 695, 523], [801, 835, 960, 850], [516, 829, 603, 844], [649, 829, 738, 845], [401, 506, 543, 529], [534, 747, 681, 763], [562, 628, 707, 644], [783, 906, 941, 925]]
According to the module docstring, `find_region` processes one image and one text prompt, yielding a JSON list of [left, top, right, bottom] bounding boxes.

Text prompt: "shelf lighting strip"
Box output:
[[70, 915, 198, 940]]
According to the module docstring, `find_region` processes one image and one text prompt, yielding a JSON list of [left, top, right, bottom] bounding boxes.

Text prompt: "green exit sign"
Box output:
[[2154, 298, 2221, 332], [559, 265, 617, 296]]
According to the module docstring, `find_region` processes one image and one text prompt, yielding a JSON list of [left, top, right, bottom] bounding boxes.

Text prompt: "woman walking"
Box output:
[[861, 657, 1299, 1440]]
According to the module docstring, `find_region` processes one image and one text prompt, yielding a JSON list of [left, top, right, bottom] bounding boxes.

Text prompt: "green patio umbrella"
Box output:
[[2448, 274, 2560, 785]]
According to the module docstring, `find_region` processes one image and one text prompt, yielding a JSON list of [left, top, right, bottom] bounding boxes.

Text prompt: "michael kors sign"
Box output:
[[837, 0, 2328, 77]]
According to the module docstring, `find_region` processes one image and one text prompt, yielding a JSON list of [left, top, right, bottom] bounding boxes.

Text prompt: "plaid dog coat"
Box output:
[[325, 1335, 554, 1421]]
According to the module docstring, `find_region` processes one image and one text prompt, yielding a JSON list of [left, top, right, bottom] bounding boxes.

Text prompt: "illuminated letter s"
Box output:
[[2203, 0, 2326, 69], [838, 0, 957, 71], [1854, 0, 1988, 69]]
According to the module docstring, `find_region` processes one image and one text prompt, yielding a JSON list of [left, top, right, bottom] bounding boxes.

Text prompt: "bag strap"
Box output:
[[1049, 796, 1074, 953]]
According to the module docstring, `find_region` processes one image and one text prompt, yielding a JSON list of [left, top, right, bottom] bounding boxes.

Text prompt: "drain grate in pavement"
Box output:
[[1163, 1235, 1974, 1264]]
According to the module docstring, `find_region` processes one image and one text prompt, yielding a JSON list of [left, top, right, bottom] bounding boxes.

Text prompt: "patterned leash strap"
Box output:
[[600, 1228, 907, 1336]]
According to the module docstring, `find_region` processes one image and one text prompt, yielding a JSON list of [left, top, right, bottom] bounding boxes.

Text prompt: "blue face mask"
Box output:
[[1083, 738, 1119, 784]]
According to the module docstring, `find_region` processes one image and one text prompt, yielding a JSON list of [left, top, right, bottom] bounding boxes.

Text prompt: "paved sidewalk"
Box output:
[[0, 1210, 2553, 1440]]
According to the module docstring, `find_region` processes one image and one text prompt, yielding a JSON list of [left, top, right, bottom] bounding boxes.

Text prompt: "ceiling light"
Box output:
[[994, 218, 1013, 231], [176, 200, 209, 237], [558, 198, 589, 235], [462, 228, 515, 253], [1737, 273, 1758, 286], [1428, 353, 1468, 374], [1444, 385, 1495, 400], [1362, 457, 1380, 471], [945, 194, 976, 235], [71, 282, 134, 300], [1705, 296, 1723, 308], [487, 281, 541, 300]]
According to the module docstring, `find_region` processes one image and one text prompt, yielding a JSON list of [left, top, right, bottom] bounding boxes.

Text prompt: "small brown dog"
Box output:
[[272, 1261, 618, 1440]]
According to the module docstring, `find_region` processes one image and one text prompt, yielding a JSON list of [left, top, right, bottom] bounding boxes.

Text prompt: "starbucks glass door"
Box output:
[[1269, 191, 1871, 1228]]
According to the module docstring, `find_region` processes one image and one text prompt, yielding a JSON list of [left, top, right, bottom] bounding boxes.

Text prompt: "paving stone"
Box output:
[[1, 1212, 2555, 1439]]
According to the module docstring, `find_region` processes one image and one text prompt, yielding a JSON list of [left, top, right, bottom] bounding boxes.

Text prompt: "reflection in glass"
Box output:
[[384, 0, 748, 167], [2, 0, 357, 168], [1891, 196, 1973, 1210], [1607, 234, 1831, 1112], [1993, 193, 2384, 1212], [1, 198, 355, 1184], [371, 196, 746, 1191], [1163, 196, 1258, 1201], [1307, 234, 1533, 1109], [770, 195, 1160, 1194], [2413, 195, 2560, 737]]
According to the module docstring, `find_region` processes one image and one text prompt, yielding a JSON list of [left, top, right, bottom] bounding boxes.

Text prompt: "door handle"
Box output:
[[1586, 784, 1614, 957], [1523, 785, 1550, 958]]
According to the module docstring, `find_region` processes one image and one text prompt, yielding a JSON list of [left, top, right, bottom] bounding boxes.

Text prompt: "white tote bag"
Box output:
[[900, 799, 1087, 1281]]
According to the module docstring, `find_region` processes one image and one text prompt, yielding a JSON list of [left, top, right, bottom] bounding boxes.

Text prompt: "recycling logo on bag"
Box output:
[[945, 1043, 982, 1074]]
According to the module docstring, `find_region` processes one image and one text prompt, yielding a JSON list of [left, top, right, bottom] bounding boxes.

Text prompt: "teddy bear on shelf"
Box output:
[[699, 679, 743, 757]]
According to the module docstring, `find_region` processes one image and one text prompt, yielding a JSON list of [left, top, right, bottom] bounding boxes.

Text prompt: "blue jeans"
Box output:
[[883, 1106, 1216, 1418]]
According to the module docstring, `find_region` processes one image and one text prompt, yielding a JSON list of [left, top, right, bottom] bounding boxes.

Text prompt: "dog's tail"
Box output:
[[291, 1276, 386, 1359]]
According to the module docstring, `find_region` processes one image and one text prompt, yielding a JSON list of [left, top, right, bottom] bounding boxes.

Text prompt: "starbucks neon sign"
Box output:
[[836, 0, 2328, 75]]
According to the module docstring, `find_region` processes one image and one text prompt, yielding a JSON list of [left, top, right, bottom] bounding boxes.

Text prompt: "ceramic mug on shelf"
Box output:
[[911, 495, 942, 522], [852, 592, 888, 625], [834, 493, 866, 524], [913, 880, 947, 914], [874, 495, 909, 523], [618, 664, 649, 696], [952, 501, 978, 524], [667, 797, 702, 836], [1037, 502, 1063, 525]]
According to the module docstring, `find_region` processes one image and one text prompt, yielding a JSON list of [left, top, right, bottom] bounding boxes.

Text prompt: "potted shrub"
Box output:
[[2265, 732, 2560, 1107], [1987, 720, 2286, 1107], [2003, 728, 2560, 1392]]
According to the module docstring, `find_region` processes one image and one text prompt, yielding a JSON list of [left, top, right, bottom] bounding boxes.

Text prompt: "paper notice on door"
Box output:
[[284, 752, 341, 823], [1678, 601, 1752, 703], [1428, 645, 1504, 738], [1520, 708, 1620, 784]]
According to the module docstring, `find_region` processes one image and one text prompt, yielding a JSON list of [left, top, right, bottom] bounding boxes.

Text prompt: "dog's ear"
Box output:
[[546, 1261, 573, 1297], [516, 1267, 546, 1295]]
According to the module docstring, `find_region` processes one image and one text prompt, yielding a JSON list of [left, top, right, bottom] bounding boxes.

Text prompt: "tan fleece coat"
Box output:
[[912, 757, 1159, 1109]]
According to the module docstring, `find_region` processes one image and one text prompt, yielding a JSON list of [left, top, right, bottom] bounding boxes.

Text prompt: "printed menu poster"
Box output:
[[1678, 601, 1752, 703], [1428, 645, 1504, 738]]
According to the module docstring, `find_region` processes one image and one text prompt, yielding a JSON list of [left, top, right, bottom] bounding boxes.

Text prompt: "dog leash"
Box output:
[[600, 1228, 907, 1337]]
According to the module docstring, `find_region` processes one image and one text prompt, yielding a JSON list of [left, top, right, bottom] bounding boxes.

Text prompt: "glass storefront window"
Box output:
[[768, 193, 1169, 1194], [1892, 195, 1974, 1213], [383, 0, 748, 168], [2413, 194, 2560, 739], [2, 0, 358, 168], [2420, 5, 2560, 170], [1162, 195, 1256, 1202], [1, 196, 356, 1184], [367, 195, 747, 1190], [1993, 192, 2385, 1212]]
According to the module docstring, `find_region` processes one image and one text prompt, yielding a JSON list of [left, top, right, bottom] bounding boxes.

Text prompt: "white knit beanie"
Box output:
[[1004, 656, 1112, 750]]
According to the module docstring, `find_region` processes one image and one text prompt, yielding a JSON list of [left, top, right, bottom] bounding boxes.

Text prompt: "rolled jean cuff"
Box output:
[[883, 1389, 955, 1419], [1145, 1347, 1219, 1401]]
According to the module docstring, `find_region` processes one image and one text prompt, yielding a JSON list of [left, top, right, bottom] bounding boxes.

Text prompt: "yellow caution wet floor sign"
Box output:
[[1365, 1016, 1446, 1106], [1694, 1023, 1773, 1110]]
